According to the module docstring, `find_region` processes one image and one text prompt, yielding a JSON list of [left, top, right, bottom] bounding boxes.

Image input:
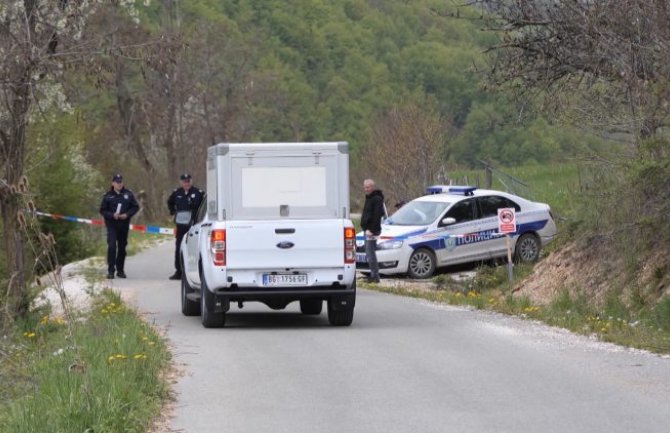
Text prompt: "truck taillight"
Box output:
[[210, 229, 226, 266], [344, 227, 355, 264]]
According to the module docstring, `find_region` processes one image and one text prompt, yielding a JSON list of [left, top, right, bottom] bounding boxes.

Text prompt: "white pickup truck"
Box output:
[[180, 142, 357, 327]]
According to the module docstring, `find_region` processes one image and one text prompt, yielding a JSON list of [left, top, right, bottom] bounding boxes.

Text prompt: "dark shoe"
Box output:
[[365, 276, 380, 284], [169, 272, 182, 280], [106, 273, 115, 279], [116, 271, 127, 278]]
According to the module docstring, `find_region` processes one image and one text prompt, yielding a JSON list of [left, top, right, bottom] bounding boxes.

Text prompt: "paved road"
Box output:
[[114, 242, 670, 433]]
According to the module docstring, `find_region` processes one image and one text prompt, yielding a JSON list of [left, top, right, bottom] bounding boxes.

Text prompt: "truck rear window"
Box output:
[[242, 166, 327, 208], [230, 155, 341, 219]]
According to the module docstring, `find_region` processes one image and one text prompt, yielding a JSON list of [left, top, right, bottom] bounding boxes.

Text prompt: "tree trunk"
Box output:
[[1, 73, 31, 322]]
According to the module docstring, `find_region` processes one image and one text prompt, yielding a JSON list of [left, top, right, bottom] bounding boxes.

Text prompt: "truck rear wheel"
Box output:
[[299, 299, 323, 315], [200, 269, 225, 328], [327, 301, 354, 326], [181, 270, 200, 317]]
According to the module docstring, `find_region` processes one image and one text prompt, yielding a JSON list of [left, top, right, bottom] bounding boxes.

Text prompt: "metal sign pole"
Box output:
[[505, 234, 513, 285]]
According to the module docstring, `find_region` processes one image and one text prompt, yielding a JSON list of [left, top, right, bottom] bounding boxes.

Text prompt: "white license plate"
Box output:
[[356, 253, 367, 263], [262, 274, 308, 286]]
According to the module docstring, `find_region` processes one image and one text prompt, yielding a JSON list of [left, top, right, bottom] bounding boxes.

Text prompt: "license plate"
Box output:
[[356, 253, 367, 263], [262, 274, 308, 286]]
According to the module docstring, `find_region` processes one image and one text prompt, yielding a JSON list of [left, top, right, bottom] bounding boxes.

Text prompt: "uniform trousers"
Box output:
[[106, 223, 129, 274], [174, 224, 190, 272]]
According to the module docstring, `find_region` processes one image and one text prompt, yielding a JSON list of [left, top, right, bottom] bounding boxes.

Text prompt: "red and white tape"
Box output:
[[34, 211, 175, 235]]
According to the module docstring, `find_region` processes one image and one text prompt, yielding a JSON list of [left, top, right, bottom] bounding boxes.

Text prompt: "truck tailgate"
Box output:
[[226, 220, 344, 269]]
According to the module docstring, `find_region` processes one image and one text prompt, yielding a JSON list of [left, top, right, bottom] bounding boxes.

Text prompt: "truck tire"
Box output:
[[200, 269, 225, 328], [181, 270, 200, 317], [299, 299, 323, 315], [327, 300, 354, 326]]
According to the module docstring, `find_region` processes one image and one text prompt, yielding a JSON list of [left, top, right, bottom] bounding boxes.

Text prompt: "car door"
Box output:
[[476, 195, 521, 259], [184, 199, 208, 284], [435, 198, 483, 265]]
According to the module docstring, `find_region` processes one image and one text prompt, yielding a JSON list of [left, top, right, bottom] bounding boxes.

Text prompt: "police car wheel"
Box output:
[[514, 233, 541, 263], [408, 248, 436, 279]]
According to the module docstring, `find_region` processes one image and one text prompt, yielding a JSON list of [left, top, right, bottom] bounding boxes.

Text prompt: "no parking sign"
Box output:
[[498, 207, 516, 284], [497, 207, 516, 234]]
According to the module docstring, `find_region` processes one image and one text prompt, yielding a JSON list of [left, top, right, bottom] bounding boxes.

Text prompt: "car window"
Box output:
[[385, 200, 450, 226], [444, 198, 476, 224], [478, 195, 521, 218], [195, 194, 208, 223]]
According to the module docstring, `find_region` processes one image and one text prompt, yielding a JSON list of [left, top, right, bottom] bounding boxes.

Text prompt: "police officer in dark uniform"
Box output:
[[167, 173, 205, 280], [99, 174, 140, 279]]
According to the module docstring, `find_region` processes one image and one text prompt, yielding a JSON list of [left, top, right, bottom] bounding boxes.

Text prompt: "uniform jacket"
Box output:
[[167, 186, 205, 225], [361, 189, 385, 236], [99, 187, 140, 227]]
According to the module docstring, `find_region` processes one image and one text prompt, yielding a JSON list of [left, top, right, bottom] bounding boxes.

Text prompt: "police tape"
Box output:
[[34, 211, 175, 236]]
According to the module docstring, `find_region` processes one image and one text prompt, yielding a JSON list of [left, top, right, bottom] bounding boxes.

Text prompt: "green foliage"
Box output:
[[26, 112, 102, 265], [117, 0, 599, 173], [0, 290, 170, 433], [653, 297, 670, 332], [451, 97, 609, 168]]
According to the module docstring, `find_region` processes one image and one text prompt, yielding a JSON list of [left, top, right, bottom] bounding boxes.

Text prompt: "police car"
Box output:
[[356, 186, 557, 279]]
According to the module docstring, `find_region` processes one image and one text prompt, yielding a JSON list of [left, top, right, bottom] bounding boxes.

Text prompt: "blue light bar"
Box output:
[[447, 186, 477, 195], [426, 185, 449, 194]]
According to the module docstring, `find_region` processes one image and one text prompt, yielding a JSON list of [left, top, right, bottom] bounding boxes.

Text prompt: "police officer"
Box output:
[[99, 174, 140, 279], [167, 173, 205, 280]]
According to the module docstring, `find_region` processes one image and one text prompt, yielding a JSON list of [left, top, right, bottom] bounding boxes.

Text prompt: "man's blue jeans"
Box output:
[[365, 238, 379, 279]]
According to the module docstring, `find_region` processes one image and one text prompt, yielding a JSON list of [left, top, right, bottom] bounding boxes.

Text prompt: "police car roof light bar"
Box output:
[[447, 186, 477, 196], [426, 185, 448, 194]]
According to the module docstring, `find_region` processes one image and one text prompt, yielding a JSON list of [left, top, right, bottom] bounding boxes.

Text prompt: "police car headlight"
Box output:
[[377, 240, 403, 250]]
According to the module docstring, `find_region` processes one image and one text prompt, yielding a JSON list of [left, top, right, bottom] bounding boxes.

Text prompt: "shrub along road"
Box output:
[[113, 242, 670, 433]]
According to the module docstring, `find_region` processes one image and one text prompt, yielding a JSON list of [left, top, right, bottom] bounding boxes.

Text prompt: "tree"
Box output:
[[0, 0, 143, 322], [466, 0, 670, 144], [358, 98, 451, 208]]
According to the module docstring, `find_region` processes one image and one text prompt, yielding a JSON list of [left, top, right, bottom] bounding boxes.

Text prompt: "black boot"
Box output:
[[169, 271, 182, 280]]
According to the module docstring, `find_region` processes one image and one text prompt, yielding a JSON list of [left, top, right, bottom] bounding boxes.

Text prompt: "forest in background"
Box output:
[[27, 0, 606, 221], [3, 0, 650, 321]]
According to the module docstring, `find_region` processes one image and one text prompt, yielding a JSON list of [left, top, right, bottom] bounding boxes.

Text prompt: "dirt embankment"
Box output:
[[514, 238, 670, 307]]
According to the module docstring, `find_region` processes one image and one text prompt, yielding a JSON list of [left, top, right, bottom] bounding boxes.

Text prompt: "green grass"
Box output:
[[0, 290, 171, 433], [447, 162, 581, 220], [362, 265, 670, 354]]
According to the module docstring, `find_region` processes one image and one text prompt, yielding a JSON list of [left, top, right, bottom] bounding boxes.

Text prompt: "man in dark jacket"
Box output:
[[360, 179, 385, 283], [99, 174, 140, 279], [167, 173, 205, 280]]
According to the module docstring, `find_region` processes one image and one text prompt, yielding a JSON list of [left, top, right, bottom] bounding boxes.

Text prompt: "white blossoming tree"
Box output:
[[0, 0, 144, 321]]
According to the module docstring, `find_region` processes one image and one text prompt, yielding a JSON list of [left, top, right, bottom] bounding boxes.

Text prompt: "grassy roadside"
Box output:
[[361, 264, 670, 355], [0, 289, 171, 433]]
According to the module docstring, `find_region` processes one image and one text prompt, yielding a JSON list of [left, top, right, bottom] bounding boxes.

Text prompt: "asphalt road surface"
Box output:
[[113, 242, 670, 433]]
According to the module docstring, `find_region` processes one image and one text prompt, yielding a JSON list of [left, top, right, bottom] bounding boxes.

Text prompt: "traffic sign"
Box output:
[[498, 207, 516, 234]]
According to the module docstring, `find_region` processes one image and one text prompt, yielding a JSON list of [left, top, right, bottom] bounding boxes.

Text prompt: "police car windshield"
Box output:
[[386, 200, 451, 226]]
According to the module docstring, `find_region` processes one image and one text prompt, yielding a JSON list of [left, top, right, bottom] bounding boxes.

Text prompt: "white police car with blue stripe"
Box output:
[[356, 186, 557, 279]]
